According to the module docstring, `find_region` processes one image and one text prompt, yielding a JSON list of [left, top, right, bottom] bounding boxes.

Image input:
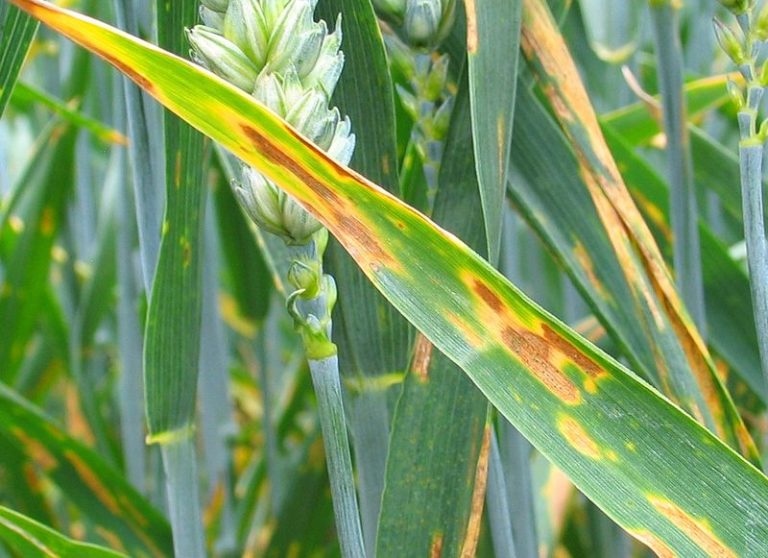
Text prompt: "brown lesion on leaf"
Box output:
[[502, 326, 582, 404], [239, 124, 398, 273], [471, 278, 504, 313], [429, 533, 444, 558], [410, 333, 434, 383], [460, 425, 490, 558], [464, 273, 608, 403], [648, 496, 738, 558], [541, 324, 604, 379]]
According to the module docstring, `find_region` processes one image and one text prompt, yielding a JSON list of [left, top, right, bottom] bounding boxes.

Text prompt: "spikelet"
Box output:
[[189, 0, 355, 245]]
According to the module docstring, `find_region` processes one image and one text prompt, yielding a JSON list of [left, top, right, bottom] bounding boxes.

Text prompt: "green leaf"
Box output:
[[144, 1, 208, 556], [0, 506, 128, 558], [144, 0, 207, 442], [9, 81, 127, 145], [602, 73, 735, 147], [466, 0, 522, 263], [314, 1, 410, 550], [0, 3, 37, 117], [0, 121, 76, 381], [0, 385, 172, 557], [519, 0, 756, 461], [377, 73, 489, 558], [16, 1, 768, 554]]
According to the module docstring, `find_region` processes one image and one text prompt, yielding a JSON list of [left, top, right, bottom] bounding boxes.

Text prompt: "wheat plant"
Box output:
[[1, 0, 768, 557]]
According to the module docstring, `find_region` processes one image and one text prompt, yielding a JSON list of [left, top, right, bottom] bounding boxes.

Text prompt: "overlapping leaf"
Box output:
[[10, 1, 768, 554], [520, 0, 756, 461], [0, 385, 172, 556], [0, 506, 128, 557]]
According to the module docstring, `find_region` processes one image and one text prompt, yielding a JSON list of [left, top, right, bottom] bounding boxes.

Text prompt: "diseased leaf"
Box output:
[[13, 1, 768, 554]]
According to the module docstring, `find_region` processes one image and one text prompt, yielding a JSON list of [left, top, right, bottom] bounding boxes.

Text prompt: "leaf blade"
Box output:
[[13, 2, 768, 554]]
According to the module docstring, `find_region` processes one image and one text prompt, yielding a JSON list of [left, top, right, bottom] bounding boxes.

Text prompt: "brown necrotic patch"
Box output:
[[410, 333, 434, 383], [471, 278, 504, 312], [542, 324, 604, 378], [465, 275, 602, 403], [502, 326, 581, 404], [648, 497, 737, 558], [239, 124, 395, 269]]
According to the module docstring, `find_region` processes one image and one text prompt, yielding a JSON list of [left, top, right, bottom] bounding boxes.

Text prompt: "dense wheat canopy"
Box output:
[[1, 0, 767, 556]]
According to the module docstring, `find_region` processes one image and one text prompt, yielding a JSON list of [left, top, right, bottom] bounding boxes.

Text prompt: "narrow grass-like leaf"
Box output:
[[112, 0, 163, 290], [145, 0, 207, 442], [9, 81, 127, 144], [0, 506, 128, 558], [0, 121, 75, 381], [114, 125, 147, 490], [145, 1, 207, 556], [602, 123, 766, 402], [0, 3, 37, 117], [509, 85, 754, 458], [377, 73, 489, 557], [602, 73, 736, 146], [466, 0, 522, 263], [519, 0, 756, 461], [314, 1, 410, 550], [648, 0, 705, 331], [16, 2, 768, 553], [0, 385, 172, 557]]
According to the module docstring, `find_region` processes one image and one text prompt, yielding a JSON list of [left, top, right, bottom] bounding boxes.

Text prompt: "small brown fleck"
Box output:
[[410, 333, 433, 383]]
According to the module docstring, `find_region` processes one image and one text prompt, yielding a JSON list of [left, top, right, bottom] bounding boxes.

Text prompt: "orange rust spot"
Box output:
[[460, 425, 490, 558], [411, 333, 433, 383], [502, 326, 581, 404], [39, 207, 55, 236], [628, 530, 678, 558], [430, 533, 444, 558], [557, 416, 601, 459], [648, 496, 737, 558]]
